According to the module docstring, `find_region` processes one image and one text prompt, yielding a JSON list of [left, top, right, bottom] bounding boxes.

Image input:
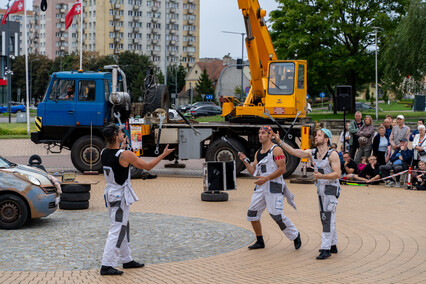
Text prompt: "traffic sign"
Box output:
[[205, 94, 213, 100], [320, 92, 325, 98], [306, 93, 310, 100]]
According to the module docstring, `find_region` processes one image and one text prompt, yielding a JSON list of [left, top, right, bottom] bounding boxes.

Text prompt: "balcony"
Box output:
[[152, 28, 160, 34], [133, 5, 139, 10], [152, 6, 158, 12], [114, 26, 120, 31], [170, 8, 177, 13], [169, 18, 176, 24], [114, 37, 121, 43], [169, 29, 176, 34], [133, 27, 139, 33], [187, 30, 193, 35], [60, 18, 65, 23], [188, 20, 194, 25], [152, 39, 158, 44], [60, 37, 65, 41], [60, 8, 65, 13], [60, 46, 66, 51], [187, 41, 193, 46], [151, 50, 159, 56], [114, 15, 120, 20], [169, 51, 176, 56], [188, 9, 194, 14], [152, 17, 158, 23], [169, 40, 176, 45], [188, 0, 194, 3], [60, 27, 66, 32], [114, 4, 120, 9]]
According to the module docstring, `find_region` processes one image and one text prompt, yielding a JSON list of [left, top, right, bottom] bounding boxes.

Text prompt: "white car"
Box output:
[[168, 109, 180, 120]]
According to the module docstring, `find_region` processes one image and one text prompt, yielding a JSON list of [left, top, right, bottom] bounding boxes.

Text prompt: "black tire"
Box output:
[[59, 201, 89, 210], [130, 166, 144, 179], [201, 191, 228, 202], [60, 192, 90, 202], [15, 110, 22, 113], [28, 154, 42, 165], [61, 184, 91, 193], [205, 137, 246, 174], [71, 135, 105, 173], [281, 140, 301, 179], [144, 84, 169, 115], [0, 194, 29, 230]]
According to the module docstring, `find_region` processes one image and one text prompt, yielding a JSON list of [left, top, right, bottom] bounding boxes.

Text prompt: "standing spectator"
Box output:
[[389, 115, 410, 151], [409, 119, 425, 142], [412, 125, 426, 167], [354, 115, 375, 163], [372, 126, 391, 166], [338, 145, 345, 165], [349, 111, 363, 159], [340, 122, 350, 152], [341, 152, 358, 177], [383, 118, 393, 138], [392, 119, 397, 127], [380, 138, 413, 187]]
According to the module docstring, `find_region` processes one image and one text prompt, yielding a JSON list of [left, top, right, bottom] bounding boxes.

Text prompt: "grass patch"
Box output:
[[195, 115, 225, 122], [0, 123, 36, 138]]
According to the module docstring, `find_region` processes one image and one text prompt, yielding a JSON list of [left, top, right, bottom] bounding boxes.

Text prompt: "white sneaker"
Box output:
[[386, 180, 395, 187]]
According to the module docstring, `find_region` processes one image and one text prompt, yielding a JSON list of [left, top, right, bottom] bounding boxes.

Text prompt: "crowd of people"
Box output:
[[337, 112, 426, 189]]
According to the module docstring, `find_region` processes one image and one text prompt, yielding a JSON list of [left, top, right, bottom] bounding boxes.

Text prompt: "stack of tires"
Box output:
[[59, 184, 91, 210]]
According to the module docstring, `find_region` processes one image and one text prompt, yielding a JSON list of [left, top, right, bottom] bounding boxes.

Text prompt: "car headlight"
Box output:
[[13, 172, 41, 186]]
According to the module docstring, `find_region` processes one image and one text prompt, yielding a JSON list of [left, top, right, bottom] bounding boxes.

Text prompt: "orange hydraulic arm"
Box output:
[[237, 0, 277, 104]]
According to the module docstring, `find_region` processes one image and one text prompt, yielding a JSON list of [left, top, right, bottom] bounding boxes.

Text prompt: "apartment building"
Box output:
[[0, 9, 33, 56], [29, 0, 199, 73]]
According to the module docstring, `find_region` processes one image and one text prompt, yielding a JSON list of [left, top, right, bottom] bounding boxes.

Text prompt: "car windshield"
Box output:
[[0, 156, 15, 168]]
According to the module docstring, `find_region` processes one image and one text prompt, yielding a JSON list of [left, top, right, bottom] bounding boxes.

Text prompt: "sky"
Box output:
[[0, 0, 280, 60]]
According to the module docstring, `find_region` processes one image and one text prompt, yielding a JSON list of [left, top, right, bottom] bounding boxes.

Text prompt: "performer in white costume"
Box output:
[[100, 124, 174, 276], [238, 126, 302, 250], [274, 128, 341, 259]]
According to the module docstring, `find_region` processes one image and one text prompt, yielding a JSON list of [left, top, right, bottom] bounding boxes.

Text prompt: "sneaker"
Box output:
[[385, 180, 395, 187], [393, 182, 402, 188], [316, 249, 331, 260], [248, 241, 265, 250], [293, 233, 302, 250], [330, 245, 338, 254], [141, 171, 157, 180], [123, 260, 145, 269], [100, 266, 124, 276]]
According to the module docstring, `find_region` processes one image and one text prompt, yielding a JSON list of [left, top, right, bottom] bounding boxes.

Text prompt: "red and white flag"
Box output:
[[1, 0, 25, 25], [65, 1, 82, 29]]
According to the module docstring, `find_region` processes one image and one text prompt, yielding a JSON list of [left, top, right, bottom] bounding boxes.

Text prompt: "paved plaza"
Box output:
[[0, 139, 426, 283]]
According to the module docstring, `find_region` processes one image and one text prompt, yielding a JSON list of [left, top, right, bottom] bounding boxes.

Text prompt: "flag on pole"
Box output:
[[1, 0, 25, 25], [65, 2, 82, 29]]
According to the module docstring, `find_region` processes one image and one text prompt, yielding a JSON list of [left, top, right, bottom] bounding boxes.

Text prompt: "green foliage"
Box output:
[[116, 51, 152, 97], [382, 0, 425, 95], [269, 0, 408, 113], [365, 85, 370, 101], [166, 65, 187, 96], [234, 85, 242, 96], [195, 68, 214, 98]]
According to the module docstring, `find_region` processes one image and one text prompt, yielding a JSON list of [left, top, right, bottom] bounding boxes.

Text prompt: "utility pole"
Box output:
[[6, 0, 12, 123], [372, 27, 381, 121], [222, 31, 246, 100]]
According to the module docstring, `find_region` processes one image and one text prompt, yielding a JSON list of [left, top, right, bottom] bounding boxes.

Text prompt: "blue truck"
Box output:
[[31, 65, 309, 177]]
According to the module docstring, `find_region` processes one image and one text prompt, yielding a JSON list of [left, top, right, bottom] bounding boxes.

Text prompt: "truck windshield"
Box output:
[[49, 79, 76, 101], [268, 62, 295, 95]]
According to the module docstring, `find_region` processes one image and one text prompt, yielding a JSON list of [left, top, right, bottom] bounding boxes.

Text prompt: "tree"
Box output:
[[382, 0, 425, 96], [365, 85, 370, 101], [195, 68, 214, 100], [117, 51, 152, 97], [270, 0, 408, 113], [166, 64, 187, 96]]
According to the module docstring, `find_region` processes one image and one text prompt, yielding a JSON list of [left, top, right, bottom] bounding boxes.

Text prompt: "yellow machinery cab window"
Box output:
[[268, 62, 295, 95]]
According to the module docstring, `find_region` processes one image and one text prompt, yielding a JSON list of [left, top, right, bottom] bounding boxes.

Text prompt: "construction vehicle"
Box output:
[[31, 1, 313, 177], [222, 0, 308, 120]]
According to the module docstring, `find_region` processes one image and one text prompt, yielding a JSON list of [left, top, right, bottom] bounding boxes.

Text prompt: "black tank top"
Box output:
[[256, 148, 270, 162], [101, 149, 129, 185]]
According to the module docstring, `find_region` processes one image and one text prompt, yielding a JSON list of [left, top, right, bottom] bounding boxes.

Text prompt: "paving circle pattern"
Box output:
[[0, 211, 254, 271]]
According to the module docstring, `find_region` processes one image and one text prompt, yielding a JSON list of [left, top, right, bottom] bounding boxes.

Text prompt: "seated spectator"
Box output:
[[411, 161, 426, 189], [341, 152, 358, 177], [338, 144, 345, 165], [357, 156, 367, 173], [347, 156, 381, 184], [380, 138, 413, 187], [331, 143, 338, 151], [372, 126, 391, 166], [340, 122, 350, 152], [355, 115, 375, 163], [389, 115, 410, 151], [409, 119, 424, 142]]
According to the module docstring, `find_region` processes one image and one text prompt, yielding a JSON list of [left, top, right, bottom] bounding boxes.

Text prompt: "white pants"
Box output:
[[318, 192, 338, 250], [247, 187, 299, 241], [101, 197, 133, 267]]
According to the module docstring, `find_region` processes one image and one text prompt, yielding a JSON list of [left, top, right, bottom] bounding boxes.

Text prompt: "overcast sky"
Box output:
[[0, 0, 279, 59]]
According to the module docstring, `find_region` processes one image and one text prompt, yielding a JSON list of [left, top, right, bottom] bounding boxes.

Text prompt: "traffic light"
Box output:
[[237, 58, 242, 69]]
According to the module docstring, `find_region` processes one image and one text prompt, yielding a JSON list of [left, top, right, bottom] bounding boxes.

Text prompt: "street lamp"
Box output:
[[222, 31, 246, 100], [372, 27, 381, 121]]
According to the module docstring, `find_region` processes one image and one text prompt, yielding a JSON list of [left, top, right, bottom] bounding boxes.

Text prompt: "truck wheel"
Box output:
[[201, 191, 228, 202], [205, 137, 245, 174], [0, 194, 29, 230], [144, 84, 169, 115], [71, 135, 105, 173], [281, 140, 301, 179]]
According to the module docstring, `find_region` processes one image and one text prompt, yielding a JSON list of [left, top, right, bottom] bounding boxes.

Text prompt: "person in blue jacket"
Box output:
[[379, 138, 413, 187]]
